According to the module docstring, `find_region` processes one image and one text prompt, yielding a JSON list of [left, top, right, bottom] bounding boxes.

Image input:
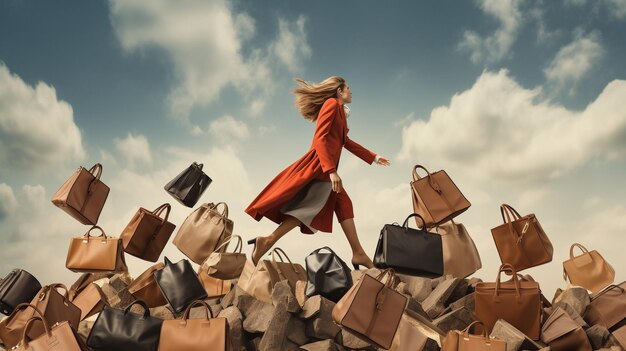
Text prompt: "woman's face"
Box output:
[[338, 83, 352, 104]]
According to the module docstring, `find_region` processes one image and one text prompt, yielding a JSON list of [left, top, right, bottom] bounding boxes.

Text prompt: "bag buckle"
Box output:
[[522, 221, 530, 234]]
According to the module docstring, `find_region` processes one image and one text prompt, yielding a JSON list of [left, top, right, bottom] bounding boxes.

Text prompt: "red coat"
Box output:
[[245, 98, 376, 233]]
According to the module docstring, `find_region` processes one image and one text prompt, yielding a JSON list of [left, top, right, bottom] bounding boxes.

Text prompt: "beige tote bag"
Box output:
[[434, 220, 481, 278]]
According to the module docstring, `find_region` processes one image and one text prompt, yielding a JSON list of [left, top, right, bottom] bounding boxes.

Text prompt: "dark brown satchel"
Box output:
[[474, 264, 541, 340], [121, 203, 176, 262], [127, 262, 168, 307], [51, 163, 110, 225], [491, 204, 553, 272], [584, 282, 626, 330]]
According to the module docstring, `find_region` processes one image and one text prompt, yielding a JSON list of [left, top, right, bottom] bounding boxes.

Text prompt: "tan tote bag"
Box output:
[[563, 243, 615, 293], [127, 262, 168, 308], [434, 220, 482, 278], [66, 226, 128, 273], [121, 203, 176, 262], [51, 163, 110, 225], [70, 282, 108, 320], [410, 164, 471, 227], [197, 268, 232, 298], [584, 282, 626, 330], [12, 317, 88, 351], [442, 321, 506, 351], [201, 235, 246, 280], [173, 202, 233, 264], [491, 204, 553, 272]]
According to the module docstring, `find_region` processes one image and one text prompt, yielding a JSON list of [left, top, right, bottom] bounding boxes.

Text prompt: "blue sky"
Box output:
[[1, 0, 626, 294]]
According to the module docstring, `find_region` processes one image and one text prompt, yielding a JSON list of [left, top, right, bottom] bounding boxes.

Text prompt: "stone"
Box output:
[[286, 316, 309, 346], [553, 287, 590, 317], [556, 302, 588, 328], [403, 311, 446, 344], [432, 307, 475, 334], [300, 295, 335, 320], [421, 278, 462, 319], [586, 324, 610, 350], [295, 280, 308, 308], [149, 305, 175, 320], [242, 299, 276, 333], [220, 286, 250, 309], [272, 280, 301, 313], [77, 320, 94, 342], [396, 274, 433, 302], [490, 319, 543, 351], [339, 329, 375, 350], [405, 296, 429, 319], [448, 279, 470, 304], [259, 303, 291, 351], [449, 293, 475, 312], [300, 339, 346, 351], [218, 306, 246, 351], [109, 272, 131, 289], [305, 316, 341, 340]]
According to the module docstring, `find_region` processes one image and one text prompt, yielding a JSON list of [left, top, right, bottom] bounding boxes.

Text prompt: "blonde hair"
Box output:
[[293, 76, 346, 121]]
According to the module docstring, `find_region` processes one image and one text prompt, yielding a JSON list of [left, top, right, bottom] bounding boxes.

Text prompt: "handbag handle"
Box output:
[[193, 162, 204, 170], [5, 303, 45, 321], [40, 283, 70, 301], [152, 203, 172, 223], [569, 243, 590, 259], [375, 268, 397, 289], [210, 202, 229, 218], [401, 213, 426, 230], [412, 165, 441, 192], [87, 163, 103, 194], [163, 256, 173, 266], [84, 225, 107, 239], [310, 246, 338, 256], [500, 204, 523, 224], [494, 264, 521, 299], [271, 247, 302, 274], [182, 300, 214, 321], [20, 316, 52, 348], [124, 300, 151, 319], [591, 283, 626, 301], [462, 321, 487, 338], [214, 235, 243, 254]]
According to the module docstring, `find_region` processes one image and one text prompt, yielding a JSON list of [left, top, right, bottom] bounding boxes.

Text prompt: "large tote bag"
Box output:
[[121, 203, 176, 262], [51, 163, 110, 225], [153, 257, 207, 314], [584, 282, 626, 330], [164, 162, 212, 207], [434, 220, 482, 278], [173, 202, 233, 264], [491, 204, 553, 272], [410, 164, 471, 227], [442, 321, 506, 351], [66, 226, 128, 273], [563, 243, 615, 293], [12, 316, 88, 351], [373, 213, 443, 277], [305, 246, 353, 303], [201, 235, 246, 280], [127, 263, 168, 308], [475, 264, 542, 340]]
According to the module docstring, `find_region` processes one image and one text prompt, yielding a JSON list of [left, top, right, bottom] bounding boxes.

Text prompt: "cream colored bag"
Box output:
[[434, 220, 481, 278], [201, 235, 246, 280]]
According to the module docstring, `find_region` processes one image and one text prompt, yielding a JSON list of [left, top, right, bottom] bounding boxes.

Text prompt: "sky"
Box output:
[[1, 0, 626, 297]]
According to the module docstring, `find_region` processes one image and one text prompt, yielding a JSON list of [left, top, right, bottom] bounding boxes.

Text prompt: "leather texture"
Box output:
[[433, 220, 482, 278], [541, 307, 592, 351], [410, 165, 471, 227], [374, 213, 443, 277], [305, 246, 353, 302], [12, 317, 88, 351], [388, 316, 428, 351], [51, 163, 109, 225], [332, 269, 407, 350], [65, 226, 128, 273], [563, 243, 615, 293], [70, 282, 107, 320], [153, 257, 207, 314], [612, 325, 626, 349], [474, 264, 541, 340], [127, 263, 168, 308], [584, 282, 626, 330], [121, 203, 176, 262], [0, 269, 41, 315], [164, 162, 211, 207], [174, 202, 233, 264], [159, 300, 231, 351], [201, 235, 246, 280], [68, 272, 113, 301], [491, 204, 553, 272], [197, 269, 232, 298], [87, 300, 163, 351], [441, 321, 506, 351]]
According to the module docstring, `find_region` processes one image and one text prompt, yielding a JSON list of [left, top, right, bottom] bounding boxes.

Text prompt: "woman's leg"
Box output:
[[340, 218, 374, 269], [251, 215, 300, 264]]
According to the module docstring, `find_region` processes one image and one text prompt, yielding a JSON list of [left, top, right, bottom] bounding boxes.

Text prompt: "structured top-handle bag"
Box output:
[[434, 220, 482, 278], [66, 226, 128, 273], [442, 321, 506, 351], [305, 246, 353, 302], [174, 202, 233, 264], [164, 162, 212, 207], [0, 268, 42, 315], [201, 235, 246, 280], [12, 316, 88, 351], [121, 203, 176, 262], [563, 243, 615, 293], [127, 263, 168, 308], [410, 164, 471, 227], [70, 282, 108, 320], [154, 257, 207, 314], [373, 213, 444, 277], [491, 204, 553, 272], [0, 303, 45, 348], [584, 282, 626, 330], [51, 163, 110, 225]]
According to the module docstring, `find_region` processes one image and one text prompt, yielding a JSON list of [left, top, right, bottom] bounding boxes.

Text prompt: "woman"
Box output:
[[245, 76, 390, 269]]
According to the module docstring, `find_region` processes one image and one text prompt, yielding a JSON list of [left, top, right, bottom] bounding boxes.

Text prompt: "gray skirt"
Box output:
[[280, 180, 332, 233]]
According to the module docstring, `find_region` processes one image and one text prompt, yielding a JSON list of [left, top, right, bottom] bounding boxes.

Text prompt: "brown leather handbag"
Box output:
[[51, 163, 110, 225], [474, 264, 541, 340], [173, 202, 233, 264], [491, 204, 553, 272], [68, 272, 113, 301], [410, 165, 471, 227], [563, 243, 615, 293], [584, 282, 626, 330], [332, 269, 408, 350], [127, 262, 168, 308], [442, 321, 506, 351], [434, 220, 482, 278], [541, 307, 592, 351], [66, 226, 128, 273], [201, 235, 246, 280], [159, 300, 231, 351], [12, 317, 88, 351], [389, 315, 428, 351], [70, 282, 108, 320], [121, 203, 176, 262], [198, 267, 232, 298]]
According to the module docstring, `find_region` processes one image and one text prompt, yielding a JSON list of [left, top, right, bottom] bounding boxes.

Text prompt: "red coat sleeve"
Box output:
[[313, 99, 340, 174], [344, 136, 376, 164]]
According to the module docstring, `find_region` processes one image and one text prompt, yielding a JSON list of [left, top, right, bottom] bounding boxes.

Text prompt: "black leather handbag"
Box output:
[[154, 257, 207, 314], [305, 247, 353, 302], [373, 213, 444, 277], [164, 162, 212, 207], [87, 300, 163, 351], [0, 269, 42, 315]]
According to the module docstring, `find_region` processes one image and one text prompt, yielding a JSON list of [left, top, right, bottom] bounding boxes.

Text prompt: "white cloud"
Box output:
[[114, 132, 152, 166], [0, 183, 18, 221], [544, 30, 604, 92], [269, 16, 312, 72], [605, 0, 626, 19], [208, 115, 250, 142], [458, 0, 523, 64], [398, 69, 626, 184], [0, 64, 84, 171], [529, 5, 560, 44], [22, 184, 46, 212]]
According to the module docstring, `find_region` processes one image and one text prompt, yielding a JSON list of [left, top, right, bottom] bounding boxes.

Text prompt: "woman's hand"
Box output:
[[375, 155, 391, 166], [329, 172, 343, 193]]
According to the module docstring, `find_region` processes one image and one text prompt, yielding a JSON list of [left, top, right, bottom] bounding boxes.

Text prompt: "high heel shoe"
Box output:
[[247, 238, 259, 265], [352, 263, 361, 270]]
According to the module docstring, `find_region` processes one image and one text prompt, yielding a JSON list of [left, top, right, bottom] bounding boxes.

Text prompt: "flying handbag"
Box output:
[[433, 220, 482, 278], [66, 226, 128, 273], [87, 300, 163, 351], [197, 269, 232, 298], [164, 161, 212, 207], [373, 213, 444, 277], [584, 282, 626, 330], [70, 282, 108, 320], [127, 263, 168, 308], [410, 164, 471, 227], [12, 316, 89, 351], [491, 204, 553, 272], [441, 321, 506, 351], [563, 243, 615, 293], [159, 300, 231, 351], [332, 269, 407, 350], [51, 163, 110, 225], [305, 246, 353, 303], [541, 307, 592, 351], [154, 257, 207, 314], [174, 202, 233, 264], [0, 269, 41, 315], [474, 264, 541, 340], [121, 203, 176, 262], [201, 235, 246, 280]]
